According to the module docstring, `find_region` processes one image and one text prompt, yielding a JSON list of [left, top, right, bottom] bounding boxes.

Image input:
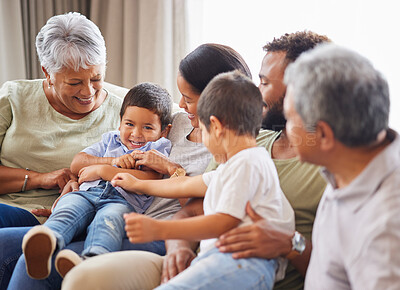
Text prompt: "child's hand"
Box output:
[[124, 212, 159, 243], [78, 165, 104, 183], [111, 173, 140, 192], [111, 153, 136, 169]]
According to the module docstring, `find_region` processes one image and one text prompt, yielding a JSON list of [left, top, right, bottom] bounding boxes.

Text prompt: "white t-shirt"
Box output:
[[201, 147, 294, 279]]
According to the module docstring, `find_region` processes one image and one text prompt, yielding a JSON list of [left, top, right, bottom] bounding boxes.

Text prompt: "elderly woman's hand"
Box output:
[[131, 149, 181, 176], [32, 168, 76, 193]]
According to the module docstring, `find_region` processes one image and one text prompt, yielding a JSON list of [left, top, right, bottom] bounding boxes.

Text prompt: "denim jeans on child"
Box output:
[[156, 247, 278, 290], [46, 181, 135, 256]]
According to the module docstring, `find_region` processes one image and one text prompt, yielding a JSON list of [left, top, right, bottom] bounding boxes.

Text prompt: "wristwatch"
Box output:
[[285, 231, 306, 260], [170, 167, 186, 178]]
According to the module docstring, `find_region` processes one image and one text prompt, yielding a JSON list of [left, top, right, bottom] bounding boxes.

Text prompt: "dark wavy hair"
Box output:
[[263, 31, 331, 63]]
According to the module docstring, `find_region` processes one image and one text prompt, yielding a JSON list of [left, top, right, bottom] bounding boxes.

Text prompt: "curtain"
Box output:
[[0, 0, 188, 102], [19, 0, 90, 79], [91, 0, 187, 101], [0, 1, 26, 84]]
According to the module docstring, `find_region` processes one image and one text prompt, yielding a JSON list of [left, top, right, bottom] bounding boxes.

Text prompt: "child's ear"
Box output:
[[209, 116, 223, 137], [161, 124, 172, 137]]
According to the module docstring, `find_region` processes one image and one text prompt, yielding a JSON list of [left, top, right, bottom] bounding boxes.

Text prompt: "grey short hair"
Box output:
[[284, 44, 390, 147], [36, 12, 106, 76]]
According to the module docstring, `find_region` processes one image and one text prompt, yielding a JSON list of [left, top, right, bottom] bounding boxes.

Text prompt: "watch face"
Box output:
[[293, 231, 306, 253]]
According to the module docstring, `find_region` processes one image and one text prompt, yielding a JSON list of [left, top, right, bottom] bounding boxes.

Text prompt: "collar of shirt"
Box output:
[[320, 129, 400, 213]]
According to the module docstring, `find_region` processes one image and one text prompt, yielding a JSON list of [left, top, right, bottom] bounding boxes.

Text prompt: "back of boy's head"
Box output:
[[120, 82, 173, 130], [197, 71, 263, 138]]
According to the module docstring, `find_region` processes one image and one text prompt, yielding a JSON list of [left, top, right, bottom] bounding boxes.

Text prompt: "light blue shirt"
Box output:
[[79, 130, 172, 213]]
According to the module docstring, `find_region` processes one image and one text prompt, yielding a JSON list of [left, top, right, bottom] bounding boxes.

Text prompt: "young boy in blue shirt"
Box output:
[[112, 72, 295, 290], [22, 82, 172, 279]]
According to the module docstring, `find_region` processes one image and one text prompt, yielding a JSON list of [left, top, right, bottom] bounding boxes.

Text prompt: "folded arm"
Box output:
[[78, 164, 162, 184]]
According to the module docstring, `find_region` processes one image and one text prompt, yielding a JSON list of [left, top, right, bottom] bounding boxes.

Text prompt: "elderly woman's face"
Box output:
[[50, 64, 105, 116]]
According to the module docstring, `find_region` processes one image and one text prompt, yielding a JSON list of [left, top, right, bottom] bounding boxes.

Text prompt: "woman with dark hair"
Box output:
[[61, 43, 252, 290]]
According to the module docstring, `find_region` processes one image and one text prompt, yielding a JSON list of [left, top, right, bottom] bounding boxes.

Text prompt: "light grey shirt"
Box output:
[[305, 129, 400, 290], [145, 112, 212, 220]]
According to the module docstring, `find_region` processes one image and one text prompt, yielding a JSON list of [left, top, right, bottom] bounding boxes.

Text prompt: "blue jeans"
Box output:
[[47, 182, 134, 256], [156, 247, 278, 290], [0, 204, 40, 228], [0, 227, 165, 290]]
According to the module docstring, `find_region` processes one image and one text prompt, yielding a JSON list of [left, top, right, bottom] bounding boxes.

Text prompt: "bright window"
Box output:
[[187, 0, 400, 130]]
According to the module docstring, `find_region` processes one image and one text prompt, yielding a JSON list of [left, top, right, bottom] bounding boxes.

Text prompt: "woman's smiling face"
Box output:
[[48, 64, 105, 117], [177, 74, 201, 128]]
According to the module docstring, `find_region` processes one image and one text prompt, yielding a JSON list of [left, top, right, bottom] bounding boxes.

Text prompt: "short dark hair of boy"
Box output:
[[120, 82, 173, 131], [198, 71, 263, 138]]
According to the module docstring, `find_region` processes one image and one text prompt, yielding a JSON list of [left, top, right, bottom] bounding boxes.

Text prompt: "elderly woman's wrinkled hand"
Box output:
[[35, 168, 76, 193]]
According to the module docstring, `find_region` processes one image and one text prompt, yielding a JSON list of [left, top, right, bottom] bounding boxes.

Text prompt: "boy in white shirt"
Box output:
[[111, 71, 294, 289]]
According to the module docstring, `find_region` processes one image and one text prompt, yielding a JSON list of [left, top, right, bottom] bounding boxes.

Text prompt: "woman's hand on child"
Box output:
[[111, 154, 136, 169], [124, 212, 160, 243], [111, 173, 140, 192]]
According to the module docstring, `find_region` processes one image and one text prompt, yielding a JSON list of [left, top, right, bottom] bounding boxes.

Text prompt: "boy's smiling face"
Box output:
[[119, 106, 166, 150]]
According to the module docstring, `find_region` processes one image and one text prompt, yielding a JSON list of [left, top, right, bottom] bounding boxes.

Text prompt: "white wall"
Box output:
[[187, 0, 400, 130]]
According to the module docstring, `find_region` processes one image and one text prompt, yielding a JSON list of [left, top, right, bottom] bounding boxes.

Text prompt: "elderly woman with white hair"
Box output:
[[0, 12, 122, 227]]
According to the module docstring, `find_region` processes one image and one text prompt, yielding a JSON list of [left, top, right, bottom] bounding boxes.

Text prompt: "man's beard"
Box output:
[[261, 98, 286, 132]]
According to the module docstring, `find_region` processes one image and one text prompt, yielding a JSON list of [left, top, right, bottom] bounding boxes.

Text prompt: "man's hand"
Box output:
[[111, 153, 136, 169], [216, 202, 292, 259], [161, 246, 196, 284], [78, 165, 104, 183], [124, 212, 160, 243], [111, 172, 140, 192]]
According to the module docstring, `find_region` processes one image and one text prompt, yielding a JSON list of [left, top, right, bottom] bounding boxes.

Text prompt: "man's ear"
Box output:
[[209, 115, 224, 137], [316, 121, 335, 151], [161, 124, 172, 137]]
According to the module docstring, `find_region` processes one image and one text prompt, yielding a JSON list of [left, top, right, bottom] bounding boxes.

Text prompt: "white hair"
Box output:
[[284, 44, 390, 147], [36, 12, 106, 76]]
